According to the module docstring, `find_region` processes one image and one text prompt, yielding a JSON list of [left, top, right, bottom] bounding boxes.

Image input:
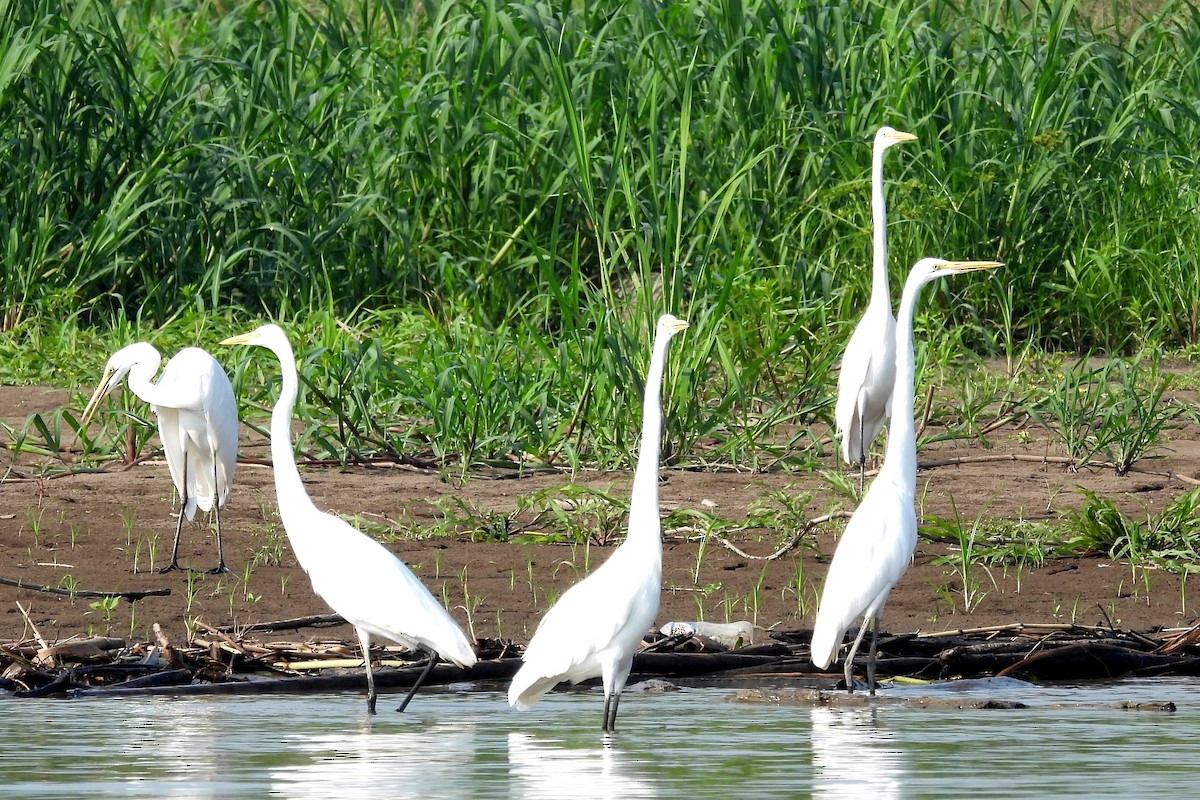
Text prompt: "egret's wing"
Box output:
[[198, 358, 239, 509], [835, 317, 877, 462], [835, 309, 897, 464], [297, 512, 477, 667], [810, 476, 916, 668], [153, 405, 189, 513]]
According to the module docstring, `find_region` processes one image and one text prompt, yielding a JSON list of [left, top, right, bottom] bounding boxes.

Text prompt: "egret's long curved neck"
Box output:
[[267, 342, 317, 518], [869, 142, 891, 309], [125, 356, 165, 404], [628, 331, 671, 544], [883, 274, 926, 478]]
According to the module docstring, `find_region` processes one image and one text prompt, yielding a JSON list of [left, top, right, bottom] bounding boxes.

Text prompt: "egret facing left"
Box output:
[[80, 343, 239, 574]]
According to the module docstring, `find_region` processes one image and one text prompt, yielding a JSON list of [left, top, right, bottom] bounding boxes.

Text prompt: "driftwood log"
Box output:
[[6, 618, 1200, 700]]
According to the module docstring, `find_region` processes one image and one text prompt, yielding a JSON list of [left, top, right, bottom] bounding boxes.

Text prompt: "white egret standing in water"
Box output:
[[508, 314, 689, 732], [221, 324, 477, 714], [813, 259, 1002, 693]]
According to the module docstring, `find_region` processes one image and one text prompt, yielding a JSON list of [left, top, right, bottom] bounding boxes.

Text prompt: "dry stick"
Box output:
[[214, 613, 346, 635], [0, 577, 170, 601], [191, 620, 275, 659], [916, 622, 1101, 638], [15, 602, 47, 652], [713, 509, 854, 561], [915, 452, 1195, 485], [914, 384, 936, 441], [978, 413, 1020, 436], [1157, 621, 1200, 655], [546, 371, 594, 467]]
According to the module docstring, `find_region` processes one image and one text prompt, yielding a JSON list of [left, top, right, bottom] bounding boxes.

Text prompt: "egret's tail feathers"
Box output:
[[440, 636, 479, 669], [508, 668, 561, 710], [809, 614, 844, 671]]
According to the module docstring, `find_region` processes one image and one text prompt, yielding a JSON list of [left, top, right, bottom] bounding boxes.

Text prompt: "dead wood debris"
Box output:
[[4, 618, 1200, 700]]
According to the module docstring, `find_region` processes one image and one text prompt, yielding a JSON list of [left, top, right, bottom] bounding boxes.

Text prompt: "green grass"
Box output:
[[3, 0, 1200, 488]]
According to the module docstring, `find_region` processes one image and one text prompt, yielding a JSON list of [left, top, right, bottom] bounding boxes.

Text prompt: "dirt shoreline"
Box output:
[[2, 384, 1200, 657]]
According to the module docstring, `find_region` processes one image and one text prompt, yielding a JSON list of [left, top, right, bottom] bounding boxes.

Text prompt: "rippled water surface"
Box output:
[[0, 678, 1196, 797]]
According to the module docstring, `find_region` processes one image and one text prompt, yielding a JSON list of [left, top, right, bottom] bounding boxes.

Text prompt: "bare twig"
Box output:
[[713, 509, 853, 561], [0, 577, 170, 601]]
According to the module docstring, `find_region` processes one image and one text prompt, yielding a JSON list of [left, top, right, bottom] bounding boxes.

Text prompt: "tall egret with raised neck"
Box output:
[[813, 259, 1002, 693], [508, 314, 689, 732], [80, 344, 238, 574], [221, 324, 477, 714], [835, 127, 918, 488]]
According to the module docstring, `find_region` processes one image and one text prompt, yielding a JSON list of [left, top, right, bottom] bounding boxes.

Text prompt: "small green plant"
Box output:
[[1031, 355, 1175, 472], [25, 508, 43, 547], [89, 595, 120, 622], [925, 502, 995, 614], [185, 569, 200, 612], [57, 574, 79, 601], [120, 507, 137, 547]]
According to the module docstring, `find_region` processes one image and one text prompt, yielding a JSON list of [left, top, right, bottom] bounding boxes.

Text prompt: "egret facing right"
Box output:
[[834, 127, 917, 488], [508, 314, 688, 732], [812, 258, 1002, 693]]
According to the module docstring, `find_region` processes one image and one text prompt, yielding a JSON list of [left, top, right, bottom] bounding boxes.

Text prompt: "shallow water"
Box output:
[[0, 678, 1197, 798]]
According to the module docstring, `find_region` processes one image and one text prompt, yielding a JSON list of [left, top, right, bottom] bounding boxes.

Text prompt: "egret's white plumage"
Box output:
[[813, 259, 1002, 693], [835, 127, 918, 483], [80, 343, 238, 573], [508, 314, 689, 731], [221, 324, 477, 714]]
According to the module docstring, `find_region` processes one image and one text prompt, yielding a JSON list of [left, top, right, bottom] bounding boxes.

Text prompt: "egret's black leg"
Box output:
[[602, 693, 613, 732], [857, 415, 866, 492], [160, 459, 187, 573], [844, 614, 873, 694], [207, 458, 229, 574], [866, 616, 881, 696], [605, 692, 622, 732], [397, 653, 439, 713], [367, 664, 377, 716]]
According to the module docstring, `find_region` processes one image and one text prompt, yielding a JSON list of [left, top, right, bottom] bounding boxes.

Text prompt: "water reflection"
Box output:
[[810, 707, 908, 800], [507, 732, 656, 799], [270, 718, 479, 797]]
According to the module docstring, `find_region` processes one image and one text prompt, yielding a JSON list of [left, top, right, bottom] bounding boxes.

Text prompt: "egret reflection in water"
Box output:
[[270, 718, 481, 797], [810, 707, 907, 800], [507, 732, 657, 799]]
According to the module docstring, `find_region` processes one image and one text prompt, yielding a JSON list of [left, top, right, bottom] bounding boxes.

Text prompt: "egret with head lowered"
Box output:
[[221, 323, 477, 714], [80, 344, 238, 574], [508, 314, 689, 732], [813, 258, 1002, 693], [835, 126, 918, 488]]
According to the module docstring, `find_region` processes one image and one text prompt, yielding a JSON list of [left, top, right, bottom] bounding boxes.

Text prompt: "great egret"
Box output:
[[221, 324, 477, 714], [834, 127, 918, 488], [508, 314, 689, 732], [812, 259, 1002, 693], [80, 344, 238, 574]]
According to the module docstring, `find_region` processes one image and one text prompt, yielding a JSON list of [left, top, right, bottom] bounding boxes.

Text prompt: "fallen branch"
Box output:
[[713, 509, 853, 561], [0, 577, 170, 601], [214, 613, 346, 635]]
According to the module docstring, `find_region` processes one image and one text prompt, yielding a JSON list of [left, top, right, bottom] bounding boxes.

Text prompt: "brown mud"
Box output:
[[2, 382, 1200, 688]]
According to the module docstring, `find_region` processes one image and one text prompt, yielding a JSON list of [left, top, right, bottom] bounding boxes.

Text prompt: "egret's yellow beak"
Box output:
[[668, 319, 690, 334], [220, 332, 256, 347], [886, 129, 918, 144], [947, 260, 1003, 273], [79, 369, 118, 431]]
